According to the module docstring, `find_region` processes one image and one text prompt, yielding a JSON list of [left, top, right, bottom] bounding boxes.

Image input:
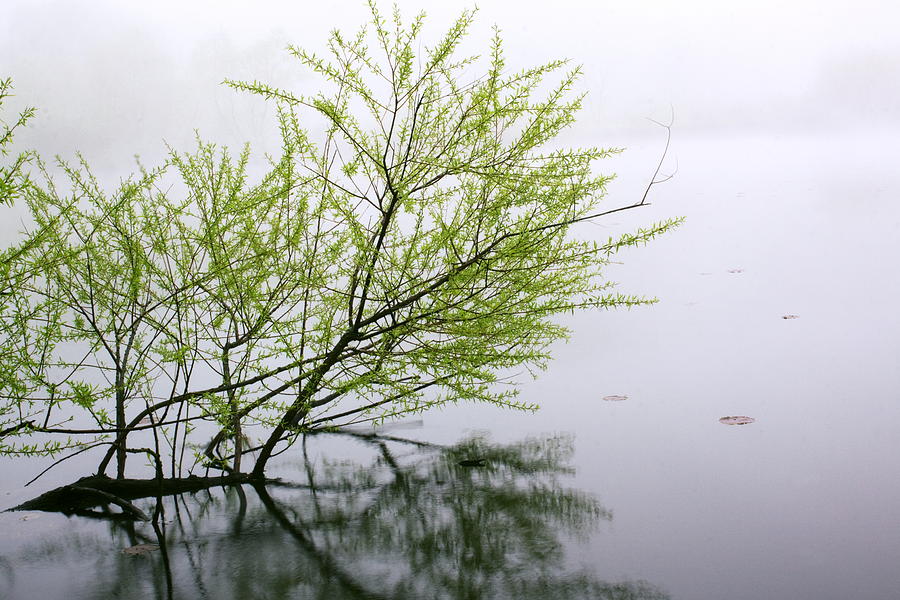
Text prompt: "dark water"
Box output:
[[2, 132, 900, 599]]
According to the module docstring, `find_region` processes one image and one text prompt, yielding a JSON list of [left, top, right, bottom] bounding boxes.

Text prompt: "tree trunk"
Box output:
[[115, 385, 127, 479]]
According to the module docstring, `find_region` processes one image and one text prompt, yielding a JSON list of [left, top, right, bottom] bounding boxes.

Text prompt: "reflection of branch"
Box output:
[[312, 429, 443, 449], [302, 436, 323, 520], [7, 432, 670, 600], [262, 478, 380, 493], [172, 495, 210, 599], [232, 485, 248, 534], [252, 483, 391, 600], [149, 501, 175, 600], [377, 441, 400, 472]]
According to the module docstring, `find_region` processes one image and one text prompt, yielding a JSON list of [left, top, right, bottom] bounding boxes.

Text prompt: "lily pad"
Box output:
[[602, 395, 628, 402], [719, 416, 755, 426], [122, 544, 159, 556]]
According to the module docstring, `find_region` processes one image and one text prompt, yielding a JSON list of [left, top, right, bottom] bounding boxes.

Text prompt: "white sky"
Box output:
[[2, 0, 899, 171]]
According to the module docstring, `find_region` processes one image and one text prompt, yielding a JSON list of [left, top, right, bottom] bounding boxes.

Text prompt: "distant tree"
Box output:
[[0, 3, 679, 482]]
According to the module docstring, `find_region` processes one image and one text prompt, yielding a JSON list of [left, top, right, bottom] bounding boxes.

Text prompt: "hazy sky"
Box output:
[[2, 0, 899, 171]]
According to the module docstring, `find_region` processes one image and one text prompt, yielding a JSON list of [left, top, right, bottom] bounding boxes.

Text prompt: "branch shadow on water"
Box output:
[[4, 433, 669, 600]]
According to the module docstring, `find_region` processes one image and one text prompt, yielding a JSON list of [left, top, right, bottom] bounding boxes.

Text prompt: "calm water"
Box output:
[[2, 131, 899, 599]]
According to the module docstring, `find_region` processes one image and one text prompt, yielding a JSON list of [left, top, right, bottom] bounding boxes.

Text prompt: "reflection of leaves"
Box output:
[[276, 433, 649, 600], [445, 433, 578, 476], [0, 555, 15, 598], [15, 531, 115, 564], [506, 575, 670, 600], [3, 434, 670, 600]]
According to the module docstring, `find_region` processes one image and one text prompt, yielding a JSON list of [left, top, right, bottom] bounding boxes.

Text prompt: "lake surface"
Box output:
[[2, 131, 899, 599]]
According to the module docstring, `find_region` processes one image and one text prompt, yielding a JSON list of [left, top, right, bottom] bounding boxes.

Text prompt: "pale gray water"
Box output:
[[2, 129, 899, 599]]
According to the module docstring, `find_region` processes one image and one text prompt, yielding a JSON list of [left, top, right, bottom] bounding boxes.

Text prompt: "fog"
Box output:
[[3, 0, 900, 170]]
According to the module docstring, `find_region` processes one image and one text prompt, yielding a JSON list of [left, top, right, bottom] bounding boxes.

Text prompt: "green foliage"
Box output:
[[0, 4, 679, 477], [0, 77, 35, 207]]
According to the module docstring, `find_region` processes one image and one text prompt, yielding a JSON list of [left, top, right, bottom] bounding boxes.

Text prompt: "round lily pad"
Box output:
[[719, 416, 755, 425], [603, 395, 628, 402]]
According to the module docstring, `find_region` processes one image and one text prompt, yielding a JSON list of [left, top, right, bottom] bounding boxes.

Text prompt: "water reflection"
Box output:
[[5, 434, 668, 599]]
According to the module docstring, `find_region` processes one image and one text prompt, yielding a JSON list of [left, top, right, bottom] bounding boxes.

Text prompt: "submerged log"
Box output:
[[9, 473, 262, 516]]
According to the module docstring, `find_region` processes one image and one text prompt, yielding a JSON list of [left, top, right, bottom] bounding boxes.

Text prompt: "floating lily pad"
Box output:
[[603, 395, 628, 402], [719, 416, 755, 425], [122, 544, 159, 556], [782, 314, 799, 320]]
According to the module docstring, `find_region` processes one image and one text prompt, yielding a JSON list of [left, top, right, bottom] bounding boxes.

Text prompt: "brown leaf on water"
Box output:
[[782, 314, 799, 319], [603, 395, 628, 402], [122, 544, 159, 556], [719, 416, 755, 425]]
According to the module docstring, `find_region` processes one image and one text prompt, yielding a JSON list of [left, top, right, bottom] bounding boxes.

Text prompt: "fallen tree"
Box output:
[[1, 3, 678, 488], [11, 473, 253, 518]]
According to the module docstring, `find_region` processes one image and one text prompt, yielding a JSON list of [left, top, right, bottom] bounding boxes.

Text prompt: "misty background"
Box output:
[[3, 0, 899, 168]]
